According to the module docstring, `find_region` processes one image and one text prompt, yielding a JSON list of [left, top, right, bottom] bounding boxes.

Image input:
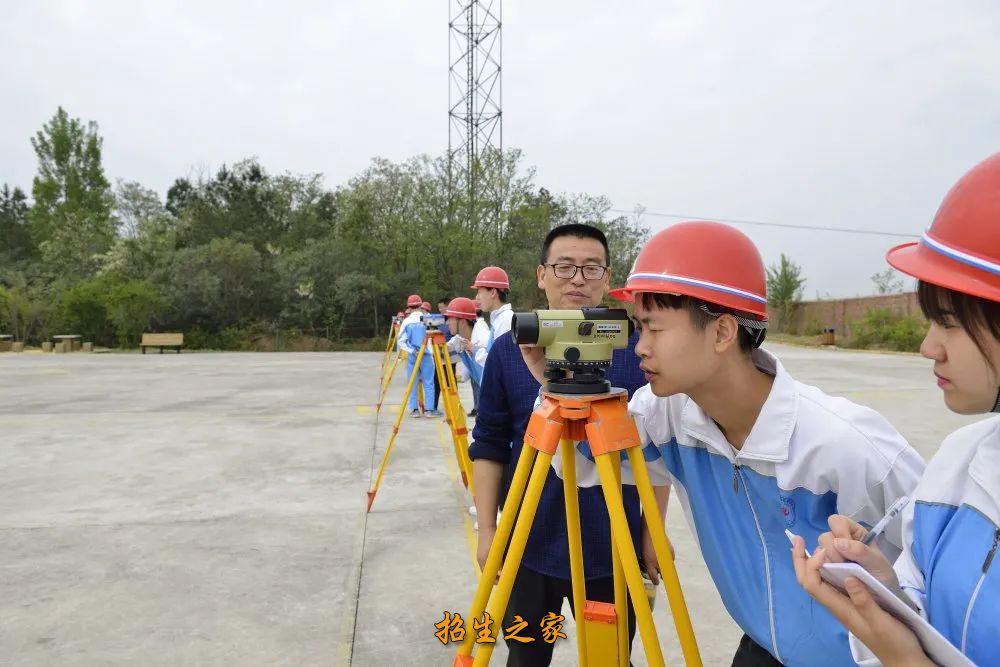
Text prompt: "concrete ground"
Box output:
[[0, 344, 985, 666]]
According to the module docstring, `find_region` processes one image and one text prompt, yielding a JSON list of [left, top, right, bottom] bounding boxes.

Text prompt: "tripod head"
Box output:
[[512, 307, 633, 394]]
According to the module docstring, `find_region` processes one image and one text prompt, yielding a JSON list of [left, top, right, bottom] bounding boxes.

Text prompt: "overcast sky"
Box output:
[[3, 1, 999, 297]]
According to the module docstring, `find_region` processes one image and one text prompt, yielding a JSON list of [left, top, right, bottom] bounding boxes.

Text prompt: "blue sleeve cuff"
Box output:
[[469, 439, 511, 464]]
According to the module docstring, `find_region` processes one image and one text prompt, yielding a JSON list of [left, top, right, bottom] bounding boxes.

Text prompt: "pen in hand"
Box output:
[[860, 495, 910, 546]]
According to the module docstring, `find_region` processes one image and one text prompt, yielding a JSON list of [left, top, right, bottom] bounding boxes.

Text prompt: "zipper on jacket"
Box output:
[[983, 529, 1000, 573], [960, 528, 999, 653], [735, 465, 782, 663], [732, 463, 741, 493]]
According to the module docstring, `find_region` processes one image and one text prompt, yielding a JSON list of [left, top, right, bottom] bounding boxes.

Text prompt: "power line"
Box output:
[[609, 208, 921, 239]]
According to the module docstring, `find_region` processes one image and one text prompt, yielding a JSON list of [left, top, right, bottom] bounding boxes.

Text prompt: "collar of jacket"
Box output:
[[969, 417, 1000, 512], [679, 348, 798, 464], [489, 302, 512, 326]]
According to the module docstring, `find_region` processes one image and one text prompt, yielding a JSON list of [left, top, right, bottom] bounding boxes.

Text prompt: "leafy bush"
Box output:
[[183, 326, 220, 350], [847, 308, 928, 352], [803, 319, 823, 336], [52, 277, 116, 345], [107, 280, 163, 347]]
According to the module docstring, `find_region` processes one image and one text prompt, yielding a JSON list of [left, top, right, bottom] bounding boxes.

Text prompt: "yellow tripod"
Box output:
[[453, 389, 702, 666], [377, 349, 422, 414], [430, 334, 476, 494], [381, 318, 400, 371], [368, 330, 474, 511]]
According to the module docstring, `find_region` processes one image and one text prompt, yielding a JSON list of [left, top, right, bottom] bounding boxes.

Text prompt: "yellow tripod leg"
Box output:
[[473, 450, 554, 667], [560, 438, 591, 667], [611, 456, 629, 667], [594, 454, 666, 667], [626, 448, 703, 666], [433, 344, 471, 489], [440, 343, 474, 493], [366, 344, 426, 512], [454, 444, 539, 663], [381, 324, 393, 368], [376, 349, 402, 413]]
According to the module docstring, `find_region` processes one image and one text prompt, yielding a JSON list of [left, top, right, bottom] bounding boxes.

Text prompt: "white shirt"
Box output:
[[470, 318, 491, 369], [489, 303, 513, 342]]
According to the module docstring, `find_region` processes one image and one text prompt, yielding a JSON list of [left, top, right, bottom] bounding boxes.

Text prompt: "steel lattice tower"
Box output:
[[448, 0, 502, 231]]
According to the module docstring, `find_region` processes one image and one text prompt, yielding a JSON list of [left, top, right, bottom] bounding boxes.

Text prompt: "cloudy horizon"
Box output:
[[3, 0, 999, 298]]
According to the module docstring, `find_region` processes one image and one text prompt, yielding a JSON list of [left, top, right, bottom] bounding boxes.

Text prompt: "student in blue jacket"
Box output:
[[535, 221, 925, 666], [795, 154, 1000, 667]]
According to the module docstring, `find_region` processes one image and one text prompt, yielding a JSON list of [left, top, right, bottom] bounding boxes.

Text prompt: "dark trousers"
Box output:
[[503, 566, 637, 667], [433, 362, 457, 410], [731, 634, 783, 666]]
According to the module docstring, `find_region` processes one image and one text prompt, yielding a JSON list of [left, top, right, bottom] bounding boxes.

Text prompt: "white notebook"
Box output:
[[820, 562, 975, 667]]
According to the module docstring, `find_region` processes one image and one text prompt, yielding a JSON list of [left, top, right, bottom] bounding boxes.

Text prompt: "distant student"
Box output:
[[396, 294, 441, 418]]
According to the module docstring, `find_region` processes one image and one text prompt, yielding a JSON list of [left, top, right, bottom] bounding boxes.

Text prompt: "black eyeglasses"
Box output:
[[545, 263, 609, 280]]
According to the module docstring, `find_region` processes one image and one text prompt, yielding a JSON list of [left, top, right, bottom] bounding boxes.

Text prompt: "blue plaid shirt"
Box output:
[[469, 331, 646, 580]]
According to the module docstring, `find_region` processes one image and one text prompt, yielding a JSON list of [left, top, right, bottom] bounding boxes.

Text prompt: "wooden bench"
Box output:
[[0, 334, 11, 352], [140, 333, 184, 354]]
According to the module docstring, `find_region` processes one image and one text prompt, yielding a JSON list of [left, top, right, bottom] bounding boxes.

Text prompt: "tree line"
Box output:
[[0, 107, 648, 349]]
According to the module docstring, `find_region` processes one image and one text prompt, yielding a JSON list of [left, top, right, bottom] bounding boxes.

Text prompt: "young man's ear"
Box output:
[[713, 314, 741, 353]]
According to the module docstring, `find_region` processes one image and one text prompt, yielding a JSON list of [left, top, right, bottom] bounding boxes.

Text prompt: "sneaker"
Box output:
[[426, 409, 444, 417], [409, 409, 422, 418], [467, 408, 477, 417], [468, 505, 477, 516]]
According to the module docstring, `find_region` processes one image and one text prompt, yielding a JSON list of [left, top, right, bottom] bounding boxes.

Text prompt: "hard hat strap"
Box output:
[[698, 303, 768, 349]]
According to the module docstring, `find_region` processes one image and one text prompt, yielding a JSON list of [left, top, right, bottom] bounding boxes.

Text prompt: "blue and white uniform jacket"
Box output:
[[556, 349, 925, 666], [396, 311, 432, 356], [851, 416, 1000, 667]]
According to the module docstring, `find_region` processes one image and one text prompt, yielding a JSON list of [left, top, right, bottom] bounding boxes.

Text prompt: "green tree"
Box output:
[[333, 272, 386, 338], [160, 238, 266, 329], [0, 184, 33, 263], [53, 276, 117, 345], [872, 268, 905, 295], [107, 281, 164, 347], [29, 107, 115, 278], [766, 253, 806, 332], [115, 180, 166, 238], [0, 277, 51, 343]]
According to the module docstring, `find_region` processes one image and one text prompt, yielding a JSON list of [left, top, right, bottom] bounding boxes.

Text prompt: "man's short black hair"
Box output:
[[438, 296, 451, 305], [638, 292, 755, 354], [540, 223, 610, 266]]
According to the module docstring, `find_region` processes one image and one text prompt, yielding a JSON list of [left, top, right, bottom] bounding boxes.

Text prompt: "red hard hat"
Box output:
[[886, 153, 1000, 303], [446, 297, 479, 321], [406, 294, 422, 308], [609, 221, 768, 320], [471, 266, 510, 290], [421, 301, 432, 312]]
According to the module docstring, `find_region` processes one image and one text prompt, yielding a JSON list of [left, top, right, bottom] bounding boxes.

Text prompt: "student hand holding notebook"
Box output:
[[790, 518, 973, 667]]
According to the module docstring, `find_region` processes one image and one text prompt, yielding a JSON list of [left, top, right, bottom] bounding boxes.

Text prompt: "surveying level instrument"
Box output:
[[512, 307, 634, 394], [379, 315, 446, 411], [368, 328, 475, 512], [452, 308, 702, 667]]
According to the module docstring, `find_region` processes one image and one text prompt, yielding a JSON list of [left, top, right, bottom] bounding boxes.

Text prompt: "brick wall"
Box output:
[[767, 292, 924, 337]]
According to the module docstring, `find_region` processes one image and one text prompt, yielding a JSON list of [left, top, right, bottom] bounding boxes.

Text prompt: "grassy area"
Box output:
[[766, 332, 827, 348]]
